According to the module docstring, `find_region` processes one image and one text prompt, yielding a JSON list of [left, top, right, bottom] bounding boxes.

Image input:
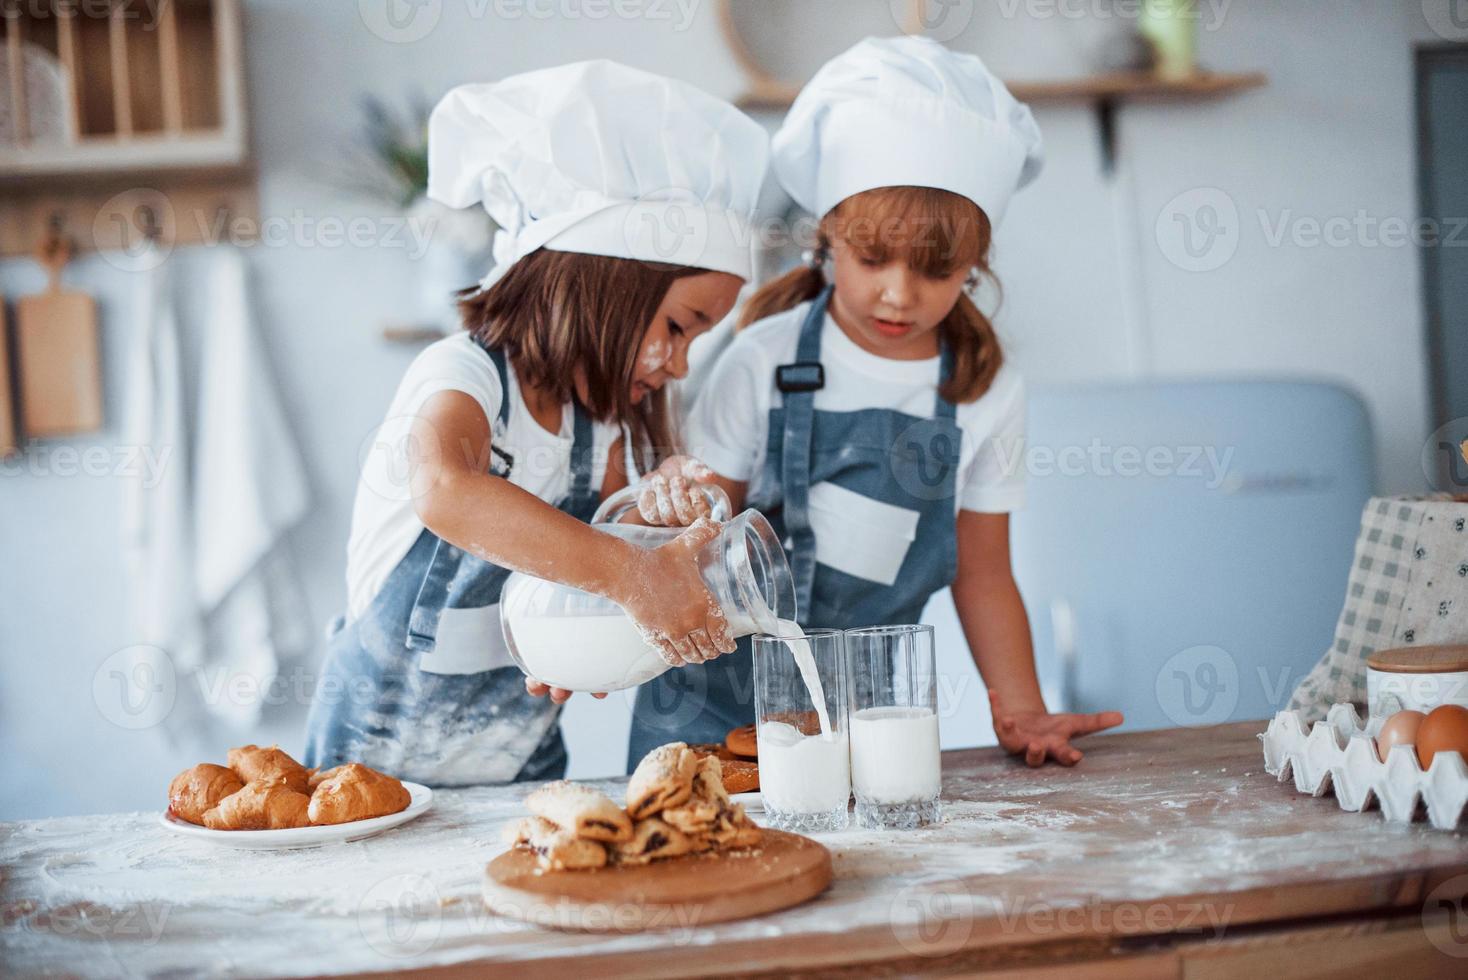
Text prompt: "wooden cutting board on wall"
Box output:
[[0, 297, 16, 456], [16, 233, 102, 438]]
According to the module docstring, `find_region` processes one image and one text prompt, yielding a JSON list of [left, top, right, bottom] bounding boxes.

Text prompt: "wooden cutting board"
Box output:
[[16, 234, 103, 437], [483, 829, 831, 932]]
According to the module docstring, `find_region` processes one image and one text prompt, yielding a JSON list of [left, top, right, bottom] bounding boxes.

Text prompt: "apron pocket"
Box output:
[[418, 603, 517, 675], [806, 481, 920, 586]]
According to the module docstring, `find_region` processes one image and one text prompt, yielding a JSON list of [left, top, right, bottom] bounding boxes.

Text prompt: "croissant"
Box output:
[[227, 744, 310, 794], [203, 781, 311, 830], [308, 763, 411, 825], [168, 764, 244, 826]]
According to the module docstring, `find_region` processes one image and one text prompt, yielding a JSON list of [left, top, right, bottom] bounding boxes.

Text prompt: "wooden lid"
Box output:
[[1367, 645, 1468, 674]]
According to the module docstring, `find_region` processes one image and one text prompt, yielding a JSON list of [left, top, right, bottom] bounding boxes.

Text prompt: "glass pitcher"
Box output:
[[499, 484, 796, 692]]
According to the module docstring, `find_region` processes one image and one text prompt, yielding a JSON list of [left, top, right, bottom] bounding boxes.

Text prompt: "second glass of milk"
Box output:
[[846, 625, 942, 829], [753, 628, 850, 832]]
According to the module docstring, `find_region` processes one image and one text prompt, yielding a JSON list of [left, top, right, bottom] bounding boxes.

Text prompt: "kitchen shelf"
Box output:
[[0, 0, 256, 256], [735, 70, 1269, 111]]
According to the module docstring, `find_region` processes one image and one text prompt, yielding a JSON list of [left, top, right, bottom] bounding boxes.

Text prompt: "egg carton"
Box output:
[[1259, 704, 1468, 830]]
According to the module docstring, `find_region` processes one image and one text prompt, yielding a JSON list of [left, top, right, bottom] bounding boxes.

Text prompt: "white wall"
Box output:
[[0, 0, 1443, 818]]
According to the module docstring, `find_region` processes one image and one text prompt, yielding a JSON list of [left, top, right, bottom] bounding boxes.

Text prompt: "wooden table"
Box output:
[[3, 722, 1466, 978]]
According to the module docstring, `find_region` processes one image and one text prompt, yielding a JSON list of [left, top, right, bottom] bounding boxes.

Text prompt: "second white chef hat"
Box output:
[[429, 60, 771, 291], [772, 36, 1044, 228]]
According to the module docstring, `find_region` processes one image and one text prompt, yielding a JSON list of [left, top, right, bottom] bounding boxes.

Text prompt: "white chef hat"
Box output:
[[772, 36, 1043, 228], [428, 60, 770, 292]]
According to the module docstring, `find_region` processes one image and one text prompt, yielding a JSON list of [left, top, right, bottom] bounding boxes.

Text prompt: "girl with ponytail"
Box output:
[[627, 38, 1122, 771]]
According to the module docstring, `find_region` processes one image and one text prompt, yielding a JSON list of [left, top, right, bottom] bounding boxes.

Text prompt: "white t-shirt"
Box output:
[[687, 301, 1027, 515], [346, 333, 621, 621]]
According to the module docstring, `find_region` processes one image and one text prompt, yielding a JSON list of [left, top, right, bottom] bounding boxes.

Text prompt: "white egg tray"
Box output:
[[1260, 704, 1468, 831]]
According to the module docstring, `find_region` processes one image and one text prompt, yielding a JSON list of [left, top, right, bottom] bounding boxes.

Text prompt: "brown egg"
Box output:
[[1375, 710, 1426, 763], [1415, 705, 1468, 769]]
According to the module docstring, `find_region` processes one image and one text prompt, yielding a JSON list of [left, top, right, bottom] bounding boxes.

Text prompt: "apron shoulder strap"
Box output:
[[934, 343, 958, 422], [779, 289, 833, 617]]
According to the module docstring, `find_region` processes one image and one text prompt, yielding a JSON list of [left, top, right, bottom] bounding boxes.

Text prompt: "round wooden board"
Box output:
[[483, 829, 832, 932]]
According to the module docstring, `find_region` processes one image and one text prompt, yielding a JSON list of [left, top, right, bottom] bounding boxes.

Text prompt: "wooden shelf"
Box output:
[[0, 0, 254, 255], [736, 70, 1268, 111]]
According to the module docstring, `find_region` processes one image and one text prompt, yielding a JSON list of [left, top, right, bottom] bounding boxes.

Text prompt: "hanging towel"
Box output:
[[123, 245, 312, 729], [120, 244, 205, 675], [192, 246, 312, 726]]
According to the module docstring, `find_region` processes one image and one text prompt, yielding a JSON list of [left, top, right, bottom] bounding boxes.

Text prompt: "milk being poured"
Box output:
[[776, 618, 832, 736], [756, 619, 849, 816]]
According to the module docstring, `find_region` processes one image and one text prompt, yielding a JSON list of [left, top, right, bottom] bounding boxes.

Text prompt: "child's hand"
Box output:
[[622, 517, 736, 666], [637, 456, 717, 526], [523, 678, 608, 704], [989, 690, 1123, 767]]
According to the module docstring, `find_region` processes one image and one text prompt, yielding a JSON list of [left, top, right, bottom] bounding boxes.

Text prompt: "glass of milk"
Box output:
[[753, 628, 850, 832], [845, 625, 942, 829]]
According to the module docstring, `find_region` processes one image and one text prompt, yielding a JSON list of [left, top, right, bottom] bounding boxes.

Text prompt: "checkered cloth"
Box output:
[[1289, 495, 1468, 721]]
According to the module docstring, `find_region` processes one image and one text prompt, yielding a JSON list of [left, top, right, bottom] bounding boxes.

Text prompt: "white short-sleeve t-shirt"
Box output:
[[346, 333, 621, 621], [687, 301, 1027, 515]]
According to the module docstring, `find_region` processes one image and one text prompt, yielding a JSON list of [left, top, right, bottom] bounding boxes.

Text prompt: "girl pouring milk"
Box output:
[[303, 61, 770, 786], [629, 37, 1124, 769]]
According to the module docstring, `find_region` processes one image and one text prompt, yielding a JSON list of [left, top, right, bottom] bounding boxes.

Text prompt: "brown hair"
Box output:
[[739, 186, 1003, 404], [457, 249, 703, 472]]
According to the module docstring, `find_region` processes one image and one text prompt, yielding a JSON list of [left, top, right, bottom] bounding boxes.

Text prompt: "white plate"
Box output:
[[730, 791, 763, 812], [159, 782, 433, 849]]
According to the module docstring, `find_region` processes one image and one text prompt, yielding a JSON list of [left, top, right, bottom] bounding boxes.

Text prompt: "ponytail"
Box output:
[[737, 261, 827, 330], [939, 291, 1004, 404]]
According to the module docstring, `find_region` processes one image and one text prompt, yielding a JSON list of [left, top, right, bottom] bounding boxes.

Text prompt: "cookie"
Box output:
[[626, 742, 697, 819], [724, 725, 758, 759], [525, 780, 633, 843]]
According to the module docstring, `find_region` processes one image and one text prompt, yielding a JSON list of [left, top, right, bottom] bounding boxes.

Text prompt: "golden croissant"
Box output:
[[308, 763, 411, 825], [227, 744, 310, 794], [168, 764, 244, 826], [203, 781, 311, 830]]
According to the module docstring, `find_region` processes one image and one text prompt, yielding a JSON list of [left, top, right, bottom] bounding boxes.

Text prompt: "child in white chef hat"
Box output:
[[651, 37, 1124, 767], [304, 61, 769, 786]]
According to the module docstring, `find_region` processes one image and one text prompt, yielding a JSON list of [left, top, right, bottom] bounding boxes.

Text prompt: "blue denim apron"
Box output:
[[628, 287, 962, 768], [305, 345, 600, 786]]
